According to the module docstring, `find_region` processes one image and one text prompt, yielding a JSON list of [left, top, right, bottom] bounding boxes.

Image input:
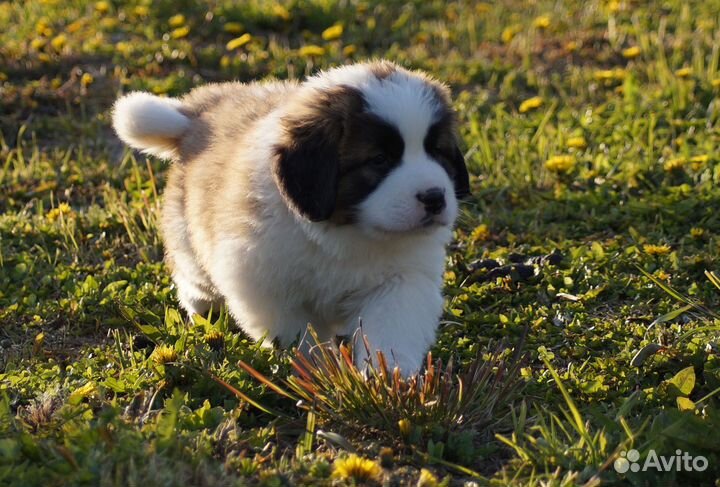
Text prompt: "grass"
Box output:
[[3, 0, 720, 484]]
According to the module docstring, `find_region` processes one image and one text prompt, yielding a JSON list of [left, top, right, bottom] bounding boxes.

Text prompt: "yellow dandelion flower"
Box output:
[[533, 15, 551, 29], [95, 1, 110, 14], [322, 24, 343, 41], [67, 19, 85, 33], [51, 77, 62, 88], [220, 55, 231, 68], [711, 78, 720, 88], [501, 24, 521, 43], [545, 155, 576, 173], [133, 5, 149, 16], [594, 68, 626, 81], [171, 26, 190, 39], [519, 96, 543, 113], [38, 53, 51, 63], [47, 203, 73, 222], [226, 33, 252, 50], [675, 67, 692, 78], [690, 227, 705, 239], [81, 72, 94, 86], [332, 454, 382, 482], [36, 18, 51, 35], [50, 34, 67, 51], [565, 40, 579, 52], [443, 270, 456, 282], [168, 14, 185, 28], [366, 17, 377, 30], [116, 41, 132, 56], [0, 72, 7, 82], [643, 244, 671, 256], [418, 468, 439, 487], [152, 345, 178, 365], [608, 0, 620, 13], [690, 154, 709, 164], [343, 44, 357, 57], [622, 46, 641, 59], [298, 44, 325, 57], [31, 38, 47, 50], [100, 17, 118, 29], [223, 22, 244, 34], [470, 223, 490, 242], [663, 157, 685, 172], [567, 136, 587, 149], [273, 4, 291, 21], [70, 381, 97, 400], [205, 330, 225, 350]]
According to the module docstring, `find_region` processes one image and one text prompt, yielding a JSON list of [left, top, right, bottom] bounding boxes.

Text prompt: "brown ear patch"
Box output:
[[424, 112, 470, 198], [273, 85, 366, 221]]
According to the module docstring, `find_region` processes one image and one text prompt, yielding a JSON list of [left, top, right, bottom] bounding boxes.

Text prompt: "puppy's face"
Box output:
[[273, 63, 469, 237]]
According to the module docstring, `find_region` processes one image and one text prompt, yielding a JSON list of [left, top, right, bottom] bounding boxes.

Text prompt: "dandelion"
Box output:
[[226, 33, 252, 50], [567, 136, 587, 149], [332, 454, 382, 482], [690, 154, 709, 170], [533, 15, 551, 29], [95, 1, 110, 14], [50, 34, 67, 51], [152, 345, 178, 365], [519, 96, 543, 113], [100, 17, 118, 29], [272, 4, 291, 21], [418, 468, 439, 487], [501, 24, 521, 43], [594, 68, 626, 81], [342, 44, 357, 57], [298, 44, 325, 57], [81, 72, 94, 87], [608, 0, 620, 13], [70, 381, 96, 400], [545, 155, 576, 173], [31, 38, 47, 50], [690, 227, 705, 239], [643, 244, 671, 256], [171, 26, 190, 39], [168, 14, 185, 28], [205, 330, 225, 351], [133, 5, 149, 16], [711, 78, 720, 88], [47, 202, 73, 222], [321, 24, 343, 41], [470, 223, 490, 242], [622, 46, 641, 59], [223, 22, 243, 34], [565, 40, 579, 52], [663, 157, 685, 172], [675, 67, 692, 78], [36, 18, 52, 36], [0, 72, 7, 82]]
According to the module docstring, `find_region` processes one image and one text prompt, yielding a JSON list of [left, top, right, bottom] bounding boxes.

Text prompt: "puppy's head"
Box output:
[[273, 61, 469, 236]]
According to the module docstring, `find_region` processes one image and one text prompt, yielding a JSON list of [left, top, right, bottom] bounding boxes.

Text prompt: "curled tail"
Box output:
[[112, 92, 190, 160]]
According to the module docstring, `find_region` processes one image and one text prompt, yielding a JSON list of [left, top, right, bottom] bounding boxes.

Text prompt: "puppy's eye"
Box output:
[[368, 154, 389, 167]]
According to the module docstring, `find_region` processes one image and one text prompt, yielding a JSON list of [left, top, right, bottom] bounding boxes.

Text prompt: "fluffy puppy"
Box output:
[[112, 61, 469, 375]]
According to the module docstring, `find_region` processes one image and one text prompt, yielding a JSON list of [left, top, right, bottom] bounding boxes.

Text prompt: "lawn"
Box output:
[[2, 0, 720, 485]]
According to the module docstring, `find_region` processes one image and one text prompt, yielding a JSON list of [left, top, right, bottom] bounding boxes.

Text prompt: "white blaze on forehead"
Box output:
[[362, 73, 440, 154], [302, 63, 443, 156]]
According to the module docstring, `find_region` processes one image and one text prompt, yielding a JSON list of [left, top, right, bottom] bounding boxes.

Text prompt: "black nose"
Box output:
[[416, 188, 446, 215]]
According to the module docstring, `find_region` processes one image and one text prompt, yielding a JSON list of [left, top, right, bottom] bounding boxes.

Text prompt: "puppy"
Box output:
[[112, 61, 469, 376]]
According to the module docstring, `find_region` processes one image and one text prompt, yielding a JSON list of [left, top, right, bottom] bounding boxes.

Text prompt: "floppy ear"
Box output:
[[273, 86, 364, 221], [451, 144, 471, 199]]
